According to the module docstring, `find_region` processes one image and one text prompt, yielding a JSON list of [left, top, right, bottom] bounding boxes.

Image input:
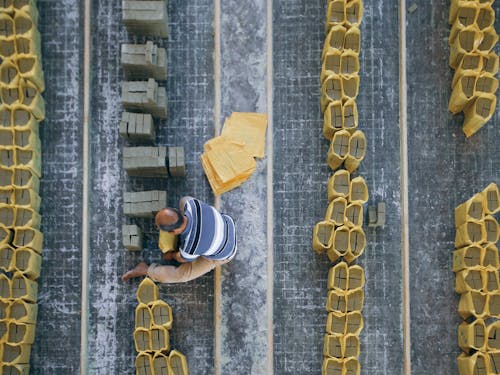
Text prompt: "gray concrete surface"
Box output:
[[31, 1, 84, 373], [218, 1, 271, 374]]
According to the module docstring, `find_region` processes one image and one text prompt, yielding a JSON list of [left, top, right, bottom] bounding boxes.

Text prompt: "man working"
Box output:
[[121, 196, 237, 283]]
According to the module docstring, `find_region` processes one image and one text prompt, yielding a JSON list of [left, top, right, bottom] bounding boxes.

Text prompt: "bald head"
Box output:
[[155, 208, 186, 233]]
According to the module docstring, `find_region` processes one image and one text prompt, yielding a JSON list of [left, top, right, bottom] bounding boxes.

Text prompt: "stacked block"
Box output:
[[123, 191, 167, 218], [321, 24, 366, 172], [122, 79, 167, 119], [448, 0, 499, 137], [314, 2, 367, 374], [0, 0, 44, 370], [313, 169, 368, 263], [122, 0, 168, 37], [123, 146, 168, 177], [323, 262, 364, 374], [134, 278, 189, 375], [120, 112, 156, 143], [122, 224, 142, 251], [168, 146, 185, 177], [119, 0, 186, 282], [121, 42, 167, 80], [454, 183, 500, 374]]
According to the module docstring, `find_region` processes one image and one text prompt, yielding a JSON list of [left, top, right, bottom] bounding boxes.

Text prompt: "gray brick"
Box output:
[[121, 41, 167, 80]]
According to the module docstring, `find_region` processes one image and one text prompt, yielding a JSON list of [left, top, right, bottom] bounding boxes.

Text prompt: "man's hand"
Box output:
[[162, 251, 188, 263]]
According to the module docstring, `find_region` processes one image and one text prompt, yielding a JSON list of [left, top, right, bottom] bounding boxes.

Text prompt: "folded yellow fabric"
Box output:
[[220, 112, 268, 158], [201, 112, 266, 196], [201, 141, 255, 196]]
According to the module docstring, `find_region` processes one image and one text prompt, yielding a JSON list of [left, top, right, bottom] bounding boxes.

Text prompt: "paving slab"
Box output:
[[272, 1, 404, 374], [31, 1, 84, 373], [406, 1, 500, 374], [87, 0, 215, 374]]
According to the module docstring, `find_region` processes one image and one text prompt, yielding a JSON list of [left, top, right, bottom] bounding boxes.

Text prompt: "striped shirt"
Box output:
[[178, 198, 237, 261]]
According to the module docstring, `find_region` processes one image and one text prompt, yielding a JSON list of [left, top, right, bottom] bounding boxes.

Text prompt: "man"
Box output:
[[121, 196, 237, 283]]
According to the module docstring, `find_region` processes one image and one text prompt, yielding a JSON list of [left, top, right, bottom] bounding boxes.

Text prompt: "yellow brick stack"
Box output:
[[314, 1, 367, 374], [453, 183, 500, 374], [448, 0, 498, 137], [134, 277, 189, 375], [0, 0, 44, 372]]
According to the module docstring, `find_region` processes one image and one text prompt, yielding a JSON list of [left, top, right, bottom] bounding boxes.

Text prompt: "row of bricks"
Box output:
[[0, 2, 44, 371], [321, 2, 367, 374], [453, 184, 500, 375], [448, 0, 498, 137], [122, 146, 185, 178], [135, 350, 188, 375], [122, 0, 168, 38], [134, 278, 188, 374]]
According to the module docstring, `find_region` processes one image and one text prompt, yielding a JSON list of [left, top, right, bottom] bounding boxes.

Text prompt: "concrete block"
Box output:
[[121, 79, 167, 119], [168, 146, 185, 177], [122, 0, 168, 37], [121, 41, 167, 80], [368, 202, 386, 227], [122, 224, 142, 251], [123, 190, 167, 217]]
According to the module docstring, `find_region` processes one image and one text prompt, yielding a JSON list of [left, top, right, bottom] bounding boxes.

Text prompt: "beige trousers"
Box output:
[[147, 257, 229, 284]]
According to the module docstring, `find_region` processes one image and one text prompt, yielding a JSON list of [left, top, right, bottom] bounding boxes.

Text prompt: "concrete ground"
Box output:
[[30, 0, 499, 374]]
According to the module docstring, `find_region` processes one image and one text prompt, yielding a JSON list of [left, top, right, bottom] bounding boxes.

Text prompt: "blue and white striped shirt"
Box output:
[[179, 198, 237, 261]]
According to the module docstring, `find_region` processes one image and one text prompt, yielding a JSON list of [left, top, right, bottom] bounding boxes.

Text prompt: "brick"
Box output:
[[123, 191, 167, 217], [122, 224, 142, 251], [121, 42, 167, 80], [122, 1, 168, 37], [121, 79, 167, 119], [168, 146, 185, 177]]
